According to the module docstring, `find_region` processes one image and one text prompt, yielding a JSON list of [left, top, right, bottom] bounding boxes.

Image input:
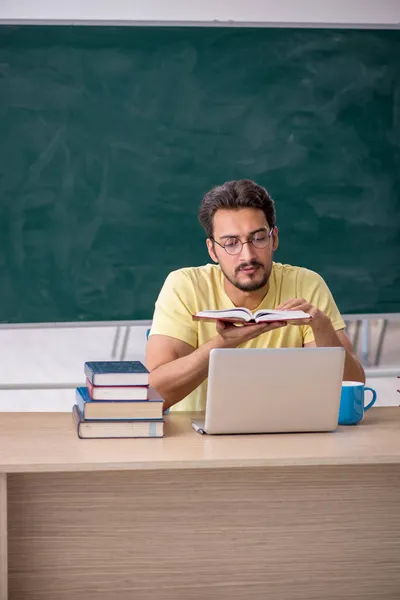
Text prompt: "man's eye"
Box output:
[[253, 233, 268, 242], [224, 238, 240, 248]]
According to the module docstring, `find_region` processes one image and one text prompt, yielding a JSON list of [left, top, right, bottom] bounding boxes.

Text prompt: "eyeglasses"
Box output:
[[211, 227, 274, 256]]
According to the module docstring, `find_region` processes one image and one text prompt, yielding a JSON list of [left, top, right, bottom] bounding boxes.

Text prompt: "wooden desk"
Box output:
[[0, 407, 399, 600]]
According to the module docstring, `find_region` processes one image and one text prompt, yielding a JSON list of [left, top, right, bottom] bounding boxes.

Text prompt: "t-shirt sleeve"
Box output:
[[149, 270, 198, 348], [299, 270, 346, 345]]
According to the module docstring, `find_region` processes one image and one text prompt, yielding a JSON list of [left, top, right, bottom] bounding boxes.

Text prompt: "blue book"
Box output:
[[75, 387, 163, 420], [84, 361, 149, 386]]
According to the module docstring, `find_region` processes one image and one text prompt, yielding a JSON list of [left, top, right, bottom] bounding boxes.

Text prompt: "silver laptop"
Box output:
[[192, 347, 345, 435]]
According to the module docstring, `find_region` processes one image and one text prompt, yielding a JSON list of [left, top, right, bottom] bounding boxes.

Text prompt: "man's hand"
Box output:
[[276, 298, 330, 330], [276, 298, 365, 382], [216, 319, 287, 348]]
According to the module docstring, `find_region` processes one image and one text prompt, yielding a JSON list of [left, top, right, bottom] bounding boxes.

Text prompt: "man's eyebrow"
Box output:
[[219, 227, 267, 240]]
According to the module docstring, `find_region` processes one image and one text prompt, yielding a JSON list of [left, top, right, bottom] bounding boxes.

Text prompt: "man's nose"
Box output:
[[239, 240, 257, 261]]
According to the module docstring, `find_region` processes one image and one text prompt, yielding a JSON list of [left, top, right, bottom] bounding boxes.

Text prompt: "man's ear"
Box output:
[[272, 226, 279, 252], [206, 238, 218, 263]]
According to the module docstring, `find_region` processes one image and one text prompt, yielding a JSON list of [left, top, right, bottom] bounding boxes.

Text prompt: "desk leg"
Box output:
[[0, 473, 7, 600]]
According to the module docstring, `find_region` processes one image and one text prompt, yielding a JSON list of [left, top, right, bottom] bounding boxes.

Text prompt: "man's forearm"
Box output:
[[149, 321, 286, 411], [311, 320, 365, 383], [149, 337, 226, 411]]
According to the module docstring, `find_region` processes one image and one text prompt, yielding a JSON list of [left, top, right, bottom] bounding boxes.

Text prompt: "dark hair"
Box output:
[[198, 179, 276, 238]]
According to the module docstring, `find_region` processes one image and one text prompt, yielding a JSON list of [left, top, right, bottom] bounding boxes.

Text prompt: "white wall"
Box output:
[[1, 0, 399, 26], [0, 322, 398, 411], [0, 325, 149, 411]]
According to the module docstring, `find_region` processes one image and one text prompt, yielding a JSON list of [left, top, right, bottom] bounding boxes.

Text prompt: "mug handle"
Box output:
[[364, 387, 377, 411]]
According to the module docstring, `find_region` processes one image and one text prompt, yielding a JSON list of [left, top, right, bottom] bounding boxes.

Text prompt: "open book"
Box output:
[[192, 307, 311, 324]]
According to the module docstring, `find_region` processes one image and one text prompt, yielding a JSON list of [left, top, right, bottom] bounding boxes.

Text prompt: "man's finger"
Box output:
[[276, 299, 300, 310], [287, 318, 311, 326]]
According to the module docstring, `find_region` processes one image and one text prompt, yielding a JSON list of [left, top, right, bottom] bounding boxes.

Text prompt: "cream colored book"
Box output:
[[72, 405, 164, 439]]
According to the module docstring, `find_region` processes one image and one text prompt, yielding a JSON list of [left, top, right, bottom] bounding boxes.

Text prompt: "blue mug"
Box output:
[[339, 381, 377, 425]]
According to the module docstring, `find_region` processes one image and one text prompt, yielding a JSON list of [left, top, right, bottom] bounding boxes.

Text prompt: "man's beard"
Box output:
[[221, 260, 271, 292]]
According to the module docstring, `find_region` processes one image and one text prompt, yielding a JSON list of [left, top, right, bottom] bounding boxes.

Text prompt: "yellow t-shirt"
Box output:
[[149, 262, 345, 412]]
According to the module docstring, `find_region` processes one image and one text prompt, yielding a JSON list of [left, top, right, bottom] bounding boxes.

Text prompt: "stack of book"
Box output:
[[72, 360, 164, 439]]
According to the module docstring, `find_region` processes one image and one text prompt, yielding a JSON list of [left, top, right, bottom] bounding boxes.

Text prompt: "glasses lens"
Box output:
[[224, 237, 242, 255], [252, 231, 270, 248]]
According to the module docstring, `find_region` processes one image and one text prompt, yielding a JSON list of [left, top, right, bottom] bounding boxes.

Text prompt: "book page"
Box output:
[[255, 309, 310, 322], [194, 308, 252, 321]]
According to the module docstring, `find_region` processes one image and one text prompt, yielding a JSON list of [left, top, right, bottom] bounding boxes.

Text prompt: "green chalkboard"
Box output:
[[0, 26, 399, 322]]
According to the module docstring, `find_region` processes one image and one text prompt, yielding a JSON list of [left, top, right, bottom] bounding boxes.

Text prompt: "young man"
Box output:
[[146, 179, 365, 412]]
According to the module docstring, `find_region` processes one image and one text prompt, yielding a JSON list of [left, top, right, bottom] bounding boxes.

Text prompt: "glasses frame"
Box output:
[[211, 226, 275, 255]]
